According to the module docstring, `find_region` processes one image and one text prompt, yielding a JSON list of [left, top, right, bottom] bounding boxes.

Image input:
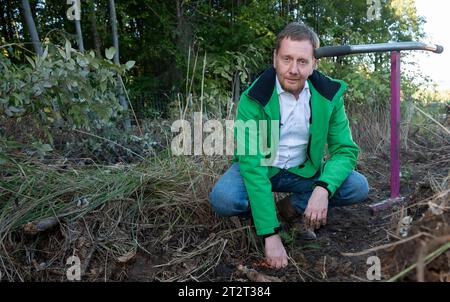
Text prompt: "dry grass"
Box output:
[[0, 146, 253, 281]]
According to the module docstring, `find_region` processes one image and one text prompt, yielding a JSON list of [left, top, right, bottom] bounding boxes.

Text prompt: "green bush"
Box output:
[[0, 41, 134, 132]]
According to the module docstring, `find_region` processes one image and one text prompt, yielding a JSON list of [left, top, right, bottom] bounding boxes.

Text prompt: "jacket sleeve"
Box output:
[[235, 97, 280, 236], [316, 96, 359, 197]]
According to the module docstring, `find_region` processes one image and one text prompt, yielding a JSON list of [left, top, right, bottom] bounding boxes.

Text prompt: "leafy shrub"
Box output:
[[0, 41, 134, 132]]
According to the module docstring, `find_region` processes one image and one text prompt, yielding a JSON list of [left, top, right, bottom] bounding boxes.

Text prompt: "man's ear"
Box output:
[[311, 57, 317, 74]]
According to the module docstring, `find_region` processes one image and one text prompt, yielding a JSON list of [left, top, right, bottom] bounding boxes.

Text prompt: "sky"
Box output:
[[414, 0, 450, 91]]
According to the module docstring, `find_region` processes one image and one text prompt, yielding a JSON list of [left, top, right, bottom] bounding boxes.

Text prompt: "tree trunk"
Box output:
[[174, 0, 192, 87], [175, 0, 192, 58], [75, 19, 85, 52], [88, 0, 102, 57], [21, 0, 42, 55], [21, 0, 65, 126], [108, 0, 131, 131], [108, 0, 121, 64]]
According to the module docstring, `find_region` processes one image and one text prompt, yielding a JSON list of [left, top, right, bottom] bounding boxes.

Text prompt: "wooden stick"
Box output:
[[237, 264, 282, 282], [23, 217, 59, 235], [416, 236, 450, 282], [413, 104, 450, 136]]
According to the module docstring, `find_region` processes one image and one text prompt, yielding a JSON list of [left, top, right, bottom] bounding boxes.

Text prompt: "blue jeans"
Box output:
[[209, 163, 369, 217]]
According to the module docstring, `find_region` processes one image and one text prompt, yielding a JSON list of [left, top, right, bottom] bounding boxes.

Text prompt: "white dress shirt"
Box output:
[[271, 76, 311, 169]]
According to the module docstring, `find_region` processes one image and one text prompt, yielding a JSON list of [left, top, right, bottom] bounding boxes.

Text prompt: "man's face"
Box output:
[[273, 38, 316, 96]]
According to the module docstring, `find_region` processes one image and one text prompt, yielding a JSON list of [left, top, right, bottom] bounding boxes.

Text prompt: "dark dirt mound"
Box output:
[[207, 146, 449, 282]]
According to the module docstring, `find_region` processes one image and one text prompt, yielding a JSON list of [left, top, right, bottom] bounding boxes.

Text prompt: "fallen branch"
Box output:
[[23, 217, 59, 235], [413, 104, 450, 136], [237, 264, 282, 282], [116, 249, 136, 263], [22, 206, 93, 236], [382, 189, 450, 219]]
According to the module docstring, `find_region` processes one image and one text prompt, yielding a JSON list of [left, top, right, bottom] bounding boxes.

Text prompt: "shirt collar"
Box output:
[[275, 75, 309, 97]]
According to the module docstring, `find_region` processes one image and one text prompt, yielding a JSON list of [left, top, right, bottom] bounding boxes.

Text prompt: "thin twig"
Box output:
[[104, 251, 108, 282], [288, 256, 313, 282], [185, 46, 191, 95], [0, 42, 36, 55], [382, 188, 450, 219], [341, 232, 430, 257], [153, 239, 225, 268], [200, 52, 207, 114], [118, 75, 143, 136], [189, 48, 199, 95], [72, 129, 145, 160], [322, 256, 327, 280], [413, 104, 450, 135], [351, 274, 367, 282]]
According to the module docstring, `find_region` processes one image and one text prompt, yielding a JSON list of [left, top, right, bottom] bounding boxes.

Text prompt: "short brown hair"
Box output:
[[275, 22, 320, 52]]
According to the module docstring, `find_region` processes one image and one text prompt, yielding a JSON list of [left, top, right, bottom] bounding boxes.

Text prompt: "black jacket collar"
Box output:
[[247, 67, 343, 107]]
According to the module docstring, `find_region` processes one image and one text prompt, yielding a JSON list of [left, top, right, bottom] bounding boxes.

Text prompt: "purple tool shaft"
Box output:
[[390, 51, 401, 199]]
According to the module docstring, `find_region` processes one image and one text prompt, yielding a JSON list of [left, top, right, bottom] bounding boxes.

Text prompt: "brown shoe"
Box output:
[[276, 195, 300, 226], [296, 215, 318, 240], [276, 195, 318, 240]]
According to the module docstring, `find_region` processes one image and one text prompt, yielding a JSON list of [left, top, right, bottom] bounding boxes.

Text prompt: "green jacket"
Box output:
[[232, 67, 359, 236]]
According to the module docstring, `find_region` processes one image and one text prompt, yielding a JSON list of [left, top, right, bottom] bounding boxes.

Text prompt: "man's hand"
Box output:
[[304, 186, 329, 230], [264, 234, 288, 269]]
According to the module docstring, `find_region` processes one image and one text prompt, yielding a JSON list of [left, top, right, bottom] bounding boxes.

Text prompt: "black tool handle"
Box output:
[[315, 42, 444, 58]]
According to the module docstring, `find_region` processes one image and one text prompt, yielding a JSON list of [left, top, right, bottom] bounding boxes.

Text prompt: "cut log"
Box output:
[[237, 264, 282, 282], [23, 217, 59, 235]]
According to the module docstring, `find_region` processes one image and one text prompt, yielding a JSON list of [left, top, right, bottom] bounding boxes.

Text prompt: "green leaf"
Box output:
[[105, 47, 116, 60], [25, 55, 35, 68], [100, 82, 107, 93], [32, 141, 53, 158], [40, 144, 53, 152], [57, 48, 66, 60], [8, 106, 22, 113], [125, 60, 135, 70], [76, 56, 88, 67], [42, 46, 49, 61], [42, 81, 52, 88]]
